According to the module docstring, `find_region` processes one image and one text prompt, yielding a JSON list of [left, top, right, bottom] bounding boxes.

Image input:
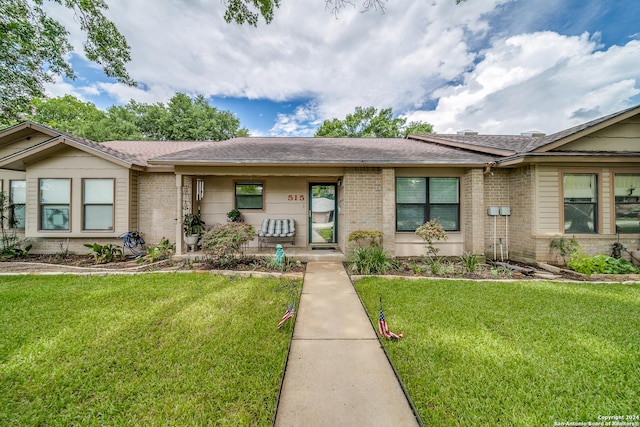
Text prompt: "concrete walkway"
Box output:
[[274, 262, 420, 427]]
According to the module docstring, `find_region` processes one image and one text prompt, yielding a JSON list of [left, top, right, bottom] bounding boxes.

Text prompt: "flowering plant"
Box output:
[[415, 220, 448, 256]]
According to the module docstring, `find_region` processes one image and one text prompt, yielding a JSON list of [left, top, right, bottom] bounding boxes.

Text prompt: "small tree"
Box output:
[[549, 236, 580, 265], [415, 220, 448, 257]]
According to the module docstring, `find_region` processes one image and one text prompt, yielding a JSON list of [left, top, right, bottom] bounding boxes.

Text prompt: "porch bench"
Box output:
[[258, 219, 296, 249]]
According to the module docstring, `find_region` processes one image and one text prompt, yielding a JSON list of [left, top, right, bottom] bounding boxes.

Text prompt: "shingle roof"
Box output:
[[148, 137, 499, 166], [408, 104, 640, 158], [102, 140, 214, 167]]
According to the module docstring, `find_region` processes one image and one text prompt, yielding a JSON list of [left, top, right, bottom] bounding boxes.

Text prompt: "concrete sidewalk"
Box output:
[[274, 262, 420, 427]]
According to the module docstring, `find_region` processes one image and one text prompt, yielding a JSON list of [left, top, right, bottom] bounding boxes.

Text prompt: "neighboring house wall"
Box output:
[[561, 117, 640, 151], [23, 147, 131, 254], [0, 134, 50, 159], [528, 165, 638, 263]]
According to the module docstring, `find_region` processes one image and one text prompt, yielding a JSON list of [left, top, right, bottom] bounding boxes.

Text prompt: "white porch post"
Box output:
[[176, 173, 184, 255]]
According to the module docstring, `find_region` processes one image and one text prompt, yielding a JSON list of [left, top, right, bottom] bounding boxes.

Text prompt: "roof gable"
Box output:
[[525, 104, 640, 153]]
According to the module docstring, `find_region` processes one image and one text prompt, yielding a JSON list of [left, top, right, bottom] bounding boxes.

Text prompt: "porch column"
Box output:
[[176, 173, 185, 255], [381, 168, 396, 255], [463, 168, 485, 257]]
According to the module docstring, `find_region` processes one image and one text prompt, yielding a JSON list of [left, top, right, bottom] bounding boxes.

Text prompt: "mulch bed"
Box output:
[[1, 254, 637, 282]]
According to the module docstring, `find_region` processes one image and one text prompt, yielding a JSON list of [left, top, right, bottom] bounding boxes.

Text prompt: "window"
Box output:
[[235, 182, 263, 209], [396, 177, 459, 231], [614, 173, 640, 234], [40, 178, 70, 230], [563, 173, 597, 233], [9, 180, 26, 229], [83, 179, 114, 230]]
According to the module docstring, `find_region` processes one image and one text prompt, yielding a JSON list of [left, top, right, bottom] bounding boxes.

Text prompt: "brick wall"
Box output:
[[483, 169, 513, 260], [137, 173, 178, 247], [343, 168, 383, 252]]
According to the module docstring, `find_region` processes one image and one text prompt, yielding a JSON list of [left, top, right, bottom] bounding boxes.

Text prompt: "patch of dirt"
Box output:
[[0, 254, 306, 275]]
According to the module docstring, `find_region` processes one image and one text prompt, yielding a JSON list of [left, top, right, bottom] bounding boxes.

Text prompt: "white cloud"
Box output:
[[42, 0, 640, 137], [270, 104, 321, 137], [406, 35, 640, 134]]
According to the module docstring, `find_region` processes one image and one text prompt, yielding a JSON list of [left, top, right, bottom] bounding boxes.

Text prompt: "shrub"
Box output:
[[143, 238, 175, 263], [415, 220, 448, 257], [550, 236, 580, 265], [348, 245, 395, 275], [202, 222, 255, 265], [84, 243, 123, 264], [262, 255, 302, 272], [568, 251, 639, 275], [460, 252, 480, 273]]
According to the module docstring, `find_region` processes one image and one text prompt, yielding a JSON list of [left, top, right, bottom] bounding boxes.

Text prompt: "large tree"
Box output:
[[121, 93, 250, 141], [23, 93, 250, 141], [223, 0, 466, 26], [314, 106, 433, 138], [0, 0, 133, 125]]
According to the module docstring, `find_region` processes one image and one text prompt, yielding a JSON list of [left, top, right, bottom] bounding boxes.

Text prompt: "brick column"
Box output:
[[176, 173, 184, 255], [463, 168, 485, 256], [381, 168, 396, 255]]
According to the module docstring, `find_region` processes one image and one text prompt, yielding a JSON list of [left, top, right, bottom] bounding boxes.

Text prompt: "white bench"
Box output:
[[258, 219, 296, 249]]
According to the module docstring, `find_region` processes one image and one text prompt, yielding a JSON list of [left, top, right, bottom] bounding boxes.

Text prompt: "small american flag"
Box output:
[[378, 304, 404, 339], [277, 301, 295, 329]]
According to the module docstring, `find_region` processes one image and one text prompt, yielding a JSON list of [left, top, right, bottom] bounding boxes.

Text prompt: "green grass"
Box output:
[[354, 278, 640, 426], [0, 273, 301, 426]]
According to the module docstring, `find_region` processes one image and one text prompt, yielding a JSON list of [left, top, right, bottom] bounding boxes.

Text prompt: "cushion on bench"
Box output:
[[259, 219, 295, 237]]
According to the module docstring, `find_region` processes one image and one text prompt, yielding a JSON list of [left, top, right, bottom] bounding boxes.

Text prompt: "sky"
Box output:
[[44, 0, 640, 137]]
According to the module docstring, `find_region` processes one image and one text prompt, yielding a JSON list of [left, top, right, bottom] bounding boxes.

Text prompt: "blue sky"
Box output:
[[46, 0, 640, 137]]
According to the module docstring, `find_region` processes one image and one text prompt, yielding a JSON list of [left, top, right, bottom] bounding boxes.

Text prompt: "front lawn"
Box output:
[[354, 277, 640, 426], [0, 273, 300, 426]]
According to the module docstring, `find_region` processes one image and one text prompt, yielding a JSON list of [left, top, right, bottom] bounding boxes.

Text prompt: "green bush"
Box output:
[[459, 252, 480, 273], [202, 222, 255, 265], [84, 243, 123, 264], [568, 251, 639, 275], [143, 238, 175, 263], [348, 245, 395, 275]]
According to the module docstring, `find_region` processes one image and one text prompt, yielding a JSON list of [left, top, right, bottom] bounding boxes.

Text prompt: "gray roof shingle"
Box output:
[[148, 137, 499, 166]]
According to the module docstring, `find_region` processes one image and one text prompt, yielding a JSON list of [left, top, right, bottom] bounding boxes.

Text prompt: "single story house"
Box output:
[[0, 105, 638, 263]]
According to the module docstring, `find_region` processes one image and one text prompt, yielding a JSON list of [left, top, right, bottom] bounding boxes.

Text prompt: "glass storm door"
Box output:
[[309, 184, 337, 245]]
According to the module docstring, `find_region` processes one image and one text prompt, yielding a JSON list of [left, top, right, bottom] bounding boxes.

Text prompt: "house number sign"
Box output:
[[288, 194, 305, 201]]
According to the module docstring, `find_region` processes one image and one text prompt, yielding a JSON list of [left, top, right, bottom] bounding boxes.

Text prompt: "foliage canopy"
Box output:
[[0, 0, 133, 125], [314, 106, 433, 138], [21, 93, 249, 141]]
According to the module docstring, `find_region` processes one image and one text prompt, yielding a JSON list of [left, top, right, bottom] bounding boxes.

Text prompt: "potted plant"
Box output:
[[183, 212, 205, 245], [227, 208, 243, 223]]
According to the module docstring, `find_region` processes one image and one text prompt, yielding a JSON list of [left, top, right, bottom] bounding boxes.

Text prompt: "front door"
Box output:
[[309, 183, 337, 246]]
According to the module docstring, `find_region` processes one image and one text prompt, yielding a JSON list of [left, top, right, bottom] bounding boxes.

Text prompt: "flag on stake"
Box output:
[[378, 300, 404, 339], [277, 301, 295, 329]]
